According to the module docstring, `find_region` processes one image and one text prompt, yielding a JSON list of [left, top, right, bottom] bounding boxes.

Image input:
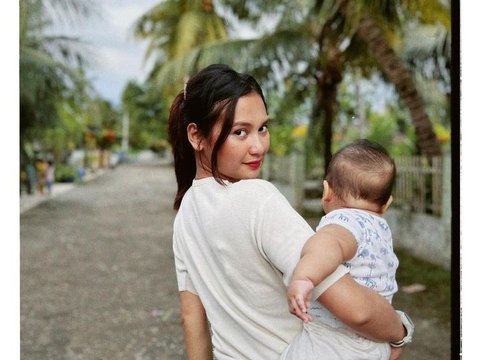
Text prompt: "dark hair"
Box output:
[[168, 64, 267, 210], [325, 139, 396, 206]]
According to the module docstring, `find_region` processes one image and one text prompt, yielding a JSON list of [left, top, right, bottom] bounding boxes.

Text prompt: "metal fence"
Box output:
[[263, 153, 449, 217], [394, 156, 443, 216]]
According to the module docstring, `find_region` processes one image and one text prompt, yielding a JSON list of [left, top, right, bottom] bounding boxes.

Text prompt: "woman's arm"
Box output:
[[317, 274, 406, 343], [179, 291, 213, 360]]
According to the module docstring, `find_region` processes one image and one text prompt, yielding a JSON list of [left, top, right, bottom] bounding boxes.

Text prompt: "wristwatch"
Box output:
[[390, 310, 415, 348]]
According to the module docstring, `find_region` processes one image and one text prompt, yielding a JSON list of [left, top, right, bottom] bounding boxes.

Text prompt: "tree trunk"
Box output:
[[313, 54, 344, 174], [355, 14, 442, 156], [308, 54, 344, 177], [307, 6, 346, 176]]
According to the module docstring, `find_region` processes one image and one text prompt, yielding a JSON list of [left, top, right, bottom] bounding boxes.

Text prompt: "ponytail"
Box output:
[[168, 92, 196, 210]]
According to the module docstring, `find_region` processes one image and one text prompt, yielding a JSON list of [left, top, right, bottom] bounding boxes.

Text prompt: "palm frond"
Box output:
[[403, 24, 450, 61], [42, 0, 99, 24], [133, 1, 181, 39], [173, 12, 204, 55]]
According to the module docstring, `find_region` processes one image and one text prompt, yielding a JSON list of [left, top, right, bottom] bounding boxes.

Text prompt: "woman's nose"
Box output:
[[249, 134, 268, 154]]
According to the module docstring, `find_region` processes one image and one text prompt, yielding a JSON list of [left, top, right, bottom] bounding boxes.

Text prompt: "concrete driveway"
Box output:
[[21, 161, 184, 359]]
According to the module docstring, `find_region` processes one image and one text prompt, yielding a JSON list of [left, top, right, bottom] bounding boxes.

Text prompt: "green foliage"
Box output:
[[121, 81, 166, 152], [20, 0, 91, 135], [55, 164, 77, 183], [44, 100, 88, 160], [366, 109, 416, 156], [266, 88, 311, 156], [331, 70, 416, 156], [20, 0, 97, 166], [133, 0, 229, 94], [269, 124, 296, 156]]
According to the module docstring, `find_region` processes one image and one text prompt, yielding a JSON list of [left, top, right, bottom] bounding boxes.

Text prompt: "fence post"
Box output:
[[290, 152, 305, 211], [262, 154, 270, 180], [442, 151, 452, 248]]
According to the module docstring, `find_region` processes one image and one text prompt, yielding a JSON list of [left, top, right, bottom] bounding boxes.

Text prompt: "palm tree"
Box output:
[[345, 3, 445, 156], [306, 0, 446, 168], [20, 0, 97, 167], [132, 0, 228, 87]]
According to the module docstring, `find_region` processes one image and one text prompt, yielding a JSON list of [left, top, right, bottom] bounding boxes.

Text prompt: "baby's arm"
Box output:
[[287, 224, 357, 322]]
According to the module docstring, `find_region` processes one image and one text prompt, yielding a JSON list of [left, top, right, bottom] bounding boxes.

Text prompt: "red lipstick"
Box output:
[[246, 160, 262, 170]]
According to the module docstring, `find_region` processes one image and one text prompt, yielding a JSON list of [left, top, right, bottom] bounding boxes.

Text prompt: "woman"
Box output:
[[168, 64, 408, 359]]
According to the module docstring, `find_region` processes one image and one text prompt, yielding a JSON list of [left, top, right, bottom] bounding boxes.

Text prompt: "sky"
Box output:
[[53, 0, 159, 107]]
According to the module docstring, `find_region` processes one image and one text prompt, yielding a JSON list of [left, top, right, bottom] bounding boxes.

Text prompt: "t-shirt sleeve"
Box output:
[[173, 236, 198, 295], [255, 187, 349, 296]]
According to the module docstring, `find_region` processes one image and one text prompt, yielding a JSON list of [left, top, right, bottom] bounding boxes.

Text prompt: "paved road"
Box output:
[[21, 162, 184, 359]]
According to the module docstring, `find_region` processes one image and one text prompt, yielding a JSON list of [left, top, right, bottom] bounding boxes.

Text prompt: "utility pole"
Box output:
[[121, 113, 129, 157]]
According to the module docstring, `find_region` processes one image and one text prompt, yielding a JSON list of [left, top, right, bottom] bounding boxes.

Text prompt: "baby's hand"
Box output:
[[287, 279, 314, 323]]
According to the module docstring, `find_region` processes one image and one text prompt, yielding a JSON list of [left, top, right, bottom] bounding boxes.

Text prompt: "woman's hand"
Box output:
[[389, 346, 404, 360]]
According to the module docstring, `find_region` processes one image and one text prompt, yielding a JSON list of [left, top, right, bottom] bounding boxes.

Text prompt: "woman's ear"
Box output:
[[187, 123, 204, 151]]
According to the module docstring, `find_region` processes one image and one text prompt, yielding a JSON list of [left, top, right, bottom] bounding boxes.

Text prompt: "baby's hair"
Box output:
[[325, 139, 396, 206], [168, 64, 267, 210]]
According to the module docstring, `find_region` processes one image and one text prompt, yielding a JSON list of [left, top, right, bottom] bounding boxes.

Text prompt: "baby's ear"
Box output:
[[187, 123, 204, 151], [322, 180, 333, 201], [380, 195, 393, 214]]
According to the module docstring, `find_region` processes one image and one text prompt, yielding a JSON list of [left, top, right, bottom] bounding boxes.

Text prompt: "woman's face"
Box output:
[[199, 92, 270, 181]]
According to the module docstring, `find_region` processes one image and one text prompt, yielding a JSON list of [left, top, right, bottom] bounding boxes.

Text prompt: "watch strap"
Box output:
[[389, 310, 414, 348]]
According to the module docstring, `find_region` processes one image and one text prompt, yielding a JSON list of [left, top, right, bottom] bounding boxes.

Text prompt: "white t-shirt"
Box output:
[[173, 177, 348, 359]]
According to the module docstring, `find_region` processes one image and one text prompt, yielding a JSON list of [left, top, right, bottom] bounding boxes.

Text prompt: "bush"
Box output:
[[55, 164, 77, 183]]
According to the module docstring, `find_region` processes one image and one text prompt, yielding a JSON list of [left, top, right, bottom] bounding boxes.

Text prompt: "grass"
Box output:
[[393, 248, 452, 326]]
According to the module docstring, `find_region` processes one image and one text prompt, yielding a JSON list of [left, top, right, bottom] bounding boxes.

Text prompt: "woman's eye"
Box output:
[[259, 125, 269, 133], [233, 129, 247, 137]]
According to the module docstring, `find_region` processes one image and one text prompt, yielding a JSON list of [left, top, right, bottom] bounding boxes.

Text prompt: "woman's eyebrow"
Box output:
[[232, 121, 252, 127], [232, 118, 269, 127]]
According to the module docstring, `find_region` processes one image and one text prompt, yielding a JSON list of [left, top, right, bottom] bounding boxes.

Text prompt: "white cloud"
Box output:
[[106, 1, 157, 31], [52, 0, 158, 106]]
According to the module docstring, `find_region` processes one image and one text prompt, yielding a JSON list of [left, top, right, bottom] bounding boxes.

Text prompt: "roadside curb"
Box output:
[[20, 169, 107, 215]]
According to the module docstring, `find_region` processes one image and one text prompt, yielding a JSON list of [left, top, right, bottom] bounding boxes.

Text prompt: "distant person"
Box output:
[[45, 160, 55, 195], [282, 139, 413, 359], [77, 166, 85, 182], [168, 64, 411, 359], [26, 163, 37, 194], [35, 158, 48, 195]]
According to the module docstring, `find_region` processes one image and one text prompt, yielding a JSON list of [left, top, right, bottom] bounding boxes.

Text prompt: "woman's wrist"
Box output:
[[389, 310, 415, 347]]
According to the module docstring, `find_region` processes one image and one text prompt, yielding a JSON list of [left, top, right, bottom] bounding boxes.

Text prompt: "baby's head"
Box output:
[[323, 139, 396, 213]]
